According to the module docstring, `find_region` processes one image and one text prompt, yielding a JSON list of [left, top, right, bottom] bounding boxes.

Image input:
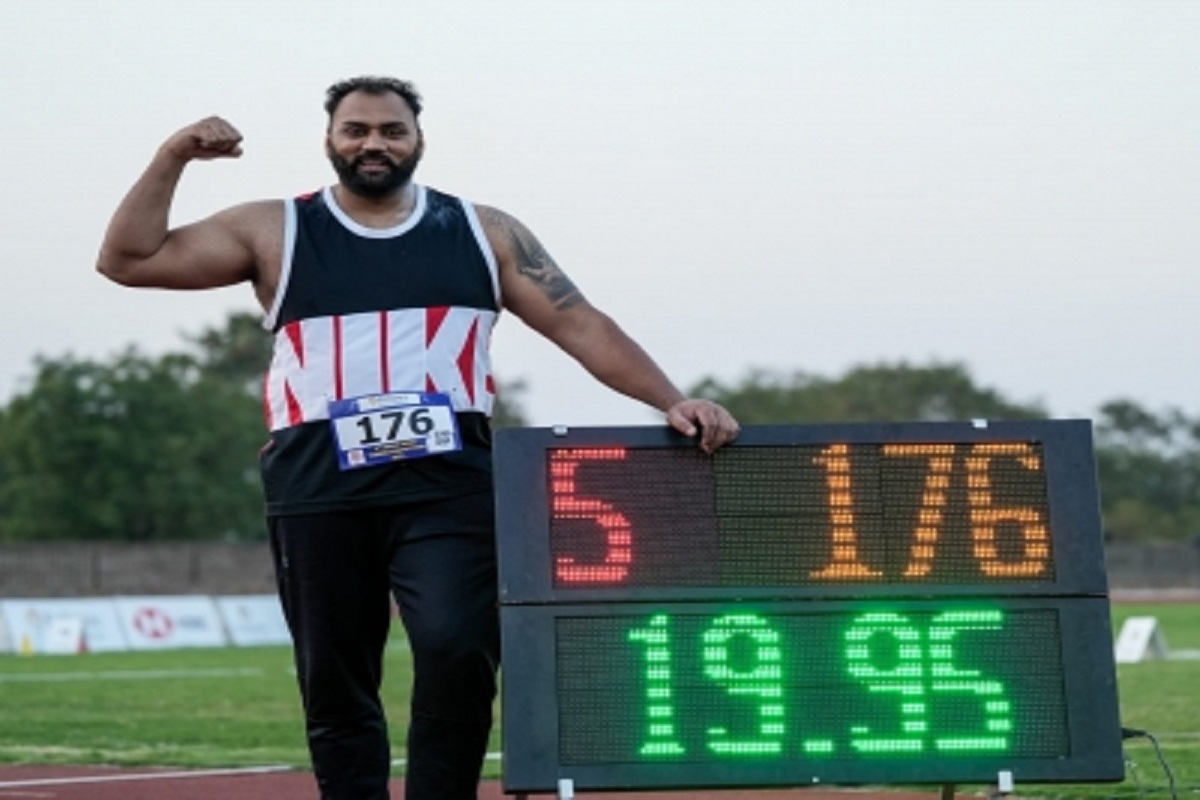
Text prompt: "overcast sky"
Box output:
[[2, 0, 1196, 427]]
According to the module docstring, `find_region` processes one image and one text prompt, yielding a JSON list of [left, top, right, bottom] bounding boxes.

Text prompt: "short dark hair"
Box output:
[[324, 76, 423, 120]]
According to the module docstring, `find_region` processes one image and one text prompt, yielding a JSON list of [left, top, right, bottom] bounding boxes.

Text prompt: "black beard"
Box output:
[[328, 149, 421, 198]]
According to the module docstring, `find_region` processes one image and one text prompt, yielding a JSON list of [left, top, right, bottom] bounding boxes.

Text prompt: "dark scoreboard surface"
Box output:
[[495, 420, 1123, 792]]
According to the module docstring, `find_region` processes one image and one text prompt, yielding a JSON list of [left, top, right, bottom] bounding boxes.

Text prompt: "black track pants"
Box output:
[[268, 491, 499, 800]]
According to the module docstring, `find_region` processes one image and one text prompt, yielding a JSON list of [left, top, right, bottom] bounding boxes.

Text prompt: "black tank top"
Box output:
[[259, 185, 500, 516]]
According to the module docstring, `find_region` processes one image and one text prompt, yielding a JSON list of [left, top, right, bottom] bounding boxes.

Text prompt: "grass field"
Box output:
[[1091, 603, 1199, 800], [0, 603, 1195, 798], [0, 636, 431, 770]]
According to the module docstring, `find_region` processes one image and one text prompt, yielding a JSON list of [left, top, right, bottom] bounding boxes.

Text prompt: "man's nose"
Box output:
[[361, 129, 387, 150]]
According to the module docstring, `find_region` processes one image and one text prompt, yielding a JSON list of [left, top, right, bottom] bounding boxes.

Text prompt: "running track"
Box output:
[[0, 765, 980, 799]]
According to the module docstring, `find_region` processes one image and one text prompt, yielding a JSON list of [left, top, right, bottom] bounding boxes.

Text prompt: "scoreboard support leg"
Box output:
[[941, 770, 1015, 800], [510, 778, 575, 800], [990, 769, 1016, 798]]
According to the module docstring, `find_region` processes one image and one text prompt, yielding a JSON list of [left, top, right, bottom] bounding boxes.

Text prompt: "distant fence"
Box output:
[[0, 542, 276, 598], [1105, 541, 1200, 591], [0, 541, 1197, 598]]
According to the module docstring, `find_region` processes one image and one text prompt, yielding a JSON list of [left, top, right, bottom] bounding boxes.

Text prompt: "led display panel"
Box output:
[[496, 421, 1123, 792]]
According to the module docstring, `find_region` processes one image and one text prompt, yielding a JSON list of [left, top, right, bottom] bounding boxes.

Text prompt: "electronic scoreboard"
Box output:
[[496, 420, 1123, 792]]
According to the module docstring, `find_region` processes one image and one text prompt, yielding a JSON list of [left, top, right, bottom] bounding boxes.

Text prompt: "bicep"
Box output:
[[156, 217, 256, 288], [103, 204, 268, 290]]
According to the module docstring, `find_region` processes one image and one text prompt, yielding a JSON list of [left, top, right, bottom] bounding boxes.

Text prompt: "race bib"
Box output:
[[329, 392, 461, 471]]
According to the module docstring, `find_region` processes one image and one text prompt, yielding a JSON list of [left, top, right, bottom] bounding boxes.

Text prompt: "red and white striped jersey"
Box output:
[[262, 185, 500, 432], [264, 306, 498, 431]]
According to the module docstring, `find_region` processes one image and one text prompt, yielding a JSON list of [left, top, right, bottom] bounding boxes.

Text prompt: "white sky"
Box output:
[[2, 0, 1196, 426]]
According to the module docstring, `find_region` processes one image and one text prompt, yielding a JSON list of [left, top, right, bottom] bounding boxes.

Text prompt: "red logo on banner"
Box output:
[[132, 607, 174, 639]]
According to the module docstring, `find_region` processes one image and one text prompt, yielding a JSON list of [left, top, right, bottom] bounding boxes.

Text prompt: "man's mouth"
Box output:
[[357, 159, 392, 172]]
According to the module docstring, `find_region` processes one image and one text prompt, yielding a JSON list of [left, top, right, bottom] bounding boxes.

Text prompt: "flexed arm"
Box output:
[[479, 205, 739, 452], [96, 117, 276, 293]]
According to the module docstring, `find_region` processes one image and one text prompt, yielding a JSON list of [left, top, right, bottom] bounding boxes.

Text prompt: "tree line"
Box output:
[[0, 313, 1195, 543]]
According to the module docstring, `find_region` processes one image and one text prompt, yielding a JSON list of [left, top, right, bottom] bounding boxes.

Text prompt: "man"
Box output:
[[97, 76, 740, 799]]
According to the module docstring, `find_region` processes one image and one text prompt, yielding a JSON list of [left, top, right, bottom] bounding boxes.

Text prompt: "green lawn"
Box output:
[[1090, 603, 1199, 800], [0, 645, 326, 768], [0, 604, 1195, 797]]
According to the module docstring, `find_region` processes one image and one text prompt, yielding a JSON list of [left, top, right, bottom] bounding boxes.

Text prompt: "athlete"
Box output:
[[96, 76, 740, 800]]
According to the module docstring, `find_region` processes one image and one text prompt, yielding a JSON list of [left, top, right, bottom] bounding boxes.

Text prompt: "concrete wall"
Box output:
[[0, 542, 276, 597], [1105, 541, 1200, 590]]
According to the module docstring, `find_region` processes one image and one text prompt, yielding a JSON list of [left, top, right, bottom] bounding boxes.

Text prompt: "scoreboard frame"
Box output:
[[495, 420, 1123, 793]]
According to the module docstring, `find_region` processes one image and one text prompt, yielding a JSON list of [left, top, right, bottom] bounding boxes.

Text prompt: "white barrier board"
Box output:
[[0, 598, 128, 653], [1114, 615, 1169, 663], [42, 617, 86, 655], [216, 595, 292, 647], [114, 596, 228, 650]]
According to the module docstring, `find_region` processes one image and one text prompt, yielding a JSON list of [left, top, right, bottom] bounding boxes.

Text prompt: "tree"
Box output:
[[492, 377, 529, 429], [1092, 399, 1200, 542], [0, 350, 265, 541], [186, 310, 274, 396], [688, 361, 1045, 424]]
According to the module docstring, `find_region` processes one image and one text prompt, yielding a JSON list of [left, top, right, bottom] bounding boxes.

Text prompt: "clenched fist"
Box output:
[[162, 116, 244, 162]]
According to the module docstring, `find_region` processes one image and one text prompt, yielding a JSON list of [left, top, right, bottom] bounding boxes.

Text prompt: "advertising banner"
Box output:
[[1, 598, 128, 654], [113, 596, 227, 650], [215, 595, 291, 647]]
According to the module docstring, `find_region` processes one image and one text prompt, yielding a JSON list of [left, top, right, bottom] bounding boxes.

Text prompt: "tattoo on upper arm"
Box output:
[[483, 207, 583, 310]]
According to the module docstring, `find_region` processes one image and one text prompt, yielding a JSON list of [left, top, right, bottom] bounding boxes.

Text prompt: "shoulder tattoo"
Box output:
[[479, 206, 583, 310]]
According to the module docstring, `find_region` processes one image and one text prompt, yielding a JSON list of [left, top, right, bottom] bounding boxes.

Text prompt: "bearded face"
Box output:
[[327, 141, 423, 199]]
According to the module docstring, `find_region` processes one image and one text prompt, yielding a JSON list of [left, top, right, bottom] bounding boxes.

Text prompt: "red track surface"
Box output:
[[0, 765, 981, 799]]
